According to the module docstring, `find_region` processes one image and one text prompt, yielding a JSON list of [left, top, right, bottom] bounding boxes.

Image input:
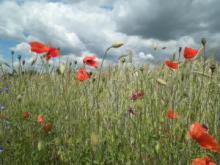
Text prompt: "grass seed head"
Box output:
[[157, 78, 167, 86]]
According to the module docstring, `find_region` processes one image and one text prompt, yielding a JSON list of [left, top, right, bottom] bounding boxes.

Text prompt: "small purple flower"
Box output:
[[0, 105, 5, 111], [0, 146, 4, 153], [0, 86, 10, 94]]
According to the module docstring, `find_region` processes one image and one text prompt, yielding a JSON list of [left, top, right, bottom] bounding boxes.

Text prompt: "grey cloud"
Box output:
[[115, 0, 220, 41], [0, 0, 219, 65]]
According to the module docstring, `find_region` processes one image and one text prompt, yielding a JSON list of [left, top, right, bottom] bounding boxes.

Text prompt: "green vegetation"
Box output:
[[0, 54, 220, 164]]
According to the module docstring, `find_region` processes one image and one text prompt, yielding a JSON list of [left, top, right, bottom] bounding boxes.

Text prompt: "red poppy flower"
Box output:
[[76, 68, 90, 81], [43, 122, 53, 133], [83, 55, 99, 68], [192, 156, 216, 165], [47, 48, 60, 59], [188, 122, 220, 152], [164, 60, 178, 70], [29, 42, 50, 54], [184, 47, 198, 60], [130, 90, 144, 101], [167, 109, 177, 119], [37, 115, 43, 125], [23, 112, 30, 119]]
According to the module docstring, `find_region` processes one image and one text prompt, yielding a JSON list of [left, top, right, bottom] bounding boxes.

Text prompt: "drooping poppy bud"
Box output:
[[201, 38, 207, 47], [112, 41, 124, 48]]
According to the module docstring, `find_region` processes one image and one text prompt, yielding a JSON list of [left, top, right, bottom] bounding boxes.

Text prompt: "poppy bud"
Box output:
[[210, 64, 216, 74], [120, 57, 126, 64], [37, 140, 45, 151], [57, 64, 65, 75], [112, 41, 124, 48], [139, 67, 144, 72], [17, 94, 22, 102], [92, 78, 96, 83], [17, 55, 22, 61], [179, 47, 182, 53], [181, 74, 185, 81], [11, 50, 15, 55], [22, 60, 25, 66], [201, 38, 207, 46]]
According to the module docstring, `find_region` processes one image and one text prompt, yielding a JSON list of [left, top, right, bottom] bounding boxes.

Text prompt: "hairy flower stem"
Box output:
[[202, 46, 206, 84], [11, 52, 14, 73], [95, 46, 112, 107]]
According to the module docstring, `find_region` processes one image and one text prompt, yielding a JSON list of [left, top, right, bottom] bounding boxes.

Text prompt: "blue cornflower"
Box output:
[[0, 146, 4, 153], [0, 86, 10, 94]]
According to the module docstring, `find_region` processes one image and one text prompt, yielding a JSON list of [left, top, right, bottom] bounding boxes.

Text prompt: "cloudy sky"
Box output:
[[0, 0, 220, 66]]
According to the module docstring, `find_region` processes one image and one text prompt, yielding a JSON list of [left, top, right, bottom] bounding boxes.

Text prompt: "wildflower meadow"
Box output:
[[0, 40, 220, 165]]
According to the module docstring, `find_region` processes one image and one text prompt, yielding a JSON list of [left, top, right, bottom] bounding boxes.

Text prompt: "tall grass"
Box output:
[[0, 56, 219, 164]]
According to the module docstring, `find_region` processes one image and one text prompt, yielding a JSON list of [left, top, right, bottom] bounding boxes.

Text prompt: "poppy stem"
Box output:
[[96, 46, 112, 94], [202, 46, 206, 83], [11, 51, 14, 73]]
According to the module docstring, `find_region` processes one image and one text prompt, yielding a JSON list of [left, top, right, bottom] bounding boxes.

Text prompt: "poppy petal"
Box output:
[[47, 48, 60, 59], [192, 156, 216, 165], [29, 42, 50, 54], [189, 122, 220, 152], [83, 55, 99, 68], [167, 109, 177, 119], [76, 68, 90, 81], [165, 60, 178, 70], [184, 47, 198, 60]]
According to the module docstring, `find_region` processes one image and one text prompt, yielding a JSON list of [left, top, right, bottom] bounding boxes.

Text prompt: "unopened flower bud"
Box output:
[[210, 64, 216, 74], [201, 38, 207, 46], [18, 55, 22, 61], [120, 57, 126, 64], [112, 41, 124, 48], [22, 60, 25, 66], [179, 47, 182, 53]]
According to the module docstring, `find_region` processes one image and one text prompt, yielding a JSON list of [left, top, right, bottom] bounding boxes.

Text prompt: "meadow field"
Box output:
[[0, 43, 220, 164]]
